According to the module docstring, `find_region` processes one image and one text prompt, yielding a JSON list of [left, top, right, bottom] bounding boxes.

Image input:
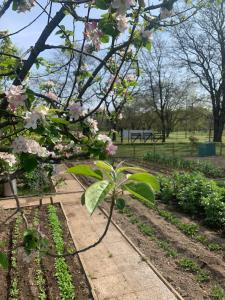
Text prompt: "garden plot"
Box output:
[[73, 161, 225, 300], [0, 204, 92, 300]]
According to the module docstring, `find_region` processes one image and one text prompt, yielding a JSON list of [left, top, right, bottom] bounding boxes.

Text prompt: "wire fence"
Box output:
[[115, 142, 225, 159]]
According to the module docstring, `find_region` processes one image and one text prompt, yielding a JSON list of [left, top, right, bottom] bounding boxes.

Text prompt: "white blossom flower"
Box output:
[[6, 85, 27, 109], [97, 134, 112, 143], [85, 117, 99, 134], [69, 103, 86, 120], [112, 0, 136, 15], [24, 106, 49, 129], [116, 15, 129, 32], [43, 80, 55, 89], [0, 152, 17, 167], [12, 136, 48, 157], [118, 113, 123, 120], [17, 0, 35, 12], [84, 22, 102, 51], [141, 30, 153, 42]]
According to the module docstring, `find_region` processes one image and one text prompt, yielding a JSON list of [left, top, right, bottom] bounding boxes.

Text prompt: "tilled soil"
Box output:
[[102, 197, 225, 300], [0, 204, 92, 300]]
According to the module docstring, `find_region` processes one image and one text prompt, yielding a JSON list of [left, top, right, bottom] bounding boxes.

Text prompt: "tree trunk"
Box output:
[[213, 116, 224, 142], [161, 121, 166, 143]]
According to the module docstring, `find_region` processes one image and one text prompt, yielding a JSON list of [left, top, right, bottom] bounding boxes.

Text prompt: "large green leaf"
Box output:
[[0, 252, 8, 270], [84, 180, 113, 214], [127, 173, 160, 191], [68, 165, 103, 180], [123, 182, 155, 203], [95, 161, 113, 172], [116, 166, 146, 173]]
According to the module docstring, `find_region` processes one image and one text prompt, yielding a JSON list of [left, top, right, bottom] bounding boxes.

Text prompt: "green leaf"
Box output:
[[100, 34, 110, 43], [123, 182, 155, 203], [95, 161, 114, 172], [50, 118, 70, 125], [20, 153, 38, 172], [116, 166, 146, 173], [68, 165, 103, 180], [127, 173, 160, 191], [116, 198, 125, 210], [0, 252, 8, 270], [99, 15, 120, 38], [85, 180, 113, 214], [95, 0, 111, 9]]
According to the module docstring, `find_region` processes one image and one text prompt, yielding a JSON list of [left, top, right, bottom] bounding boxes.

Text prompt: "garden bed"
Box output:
[[0, 204, 92, 300], [71, 160, 225, 300]]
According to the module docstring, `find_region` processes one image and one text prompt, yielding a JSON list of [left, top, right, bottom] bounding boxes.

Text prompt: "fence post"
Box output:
[[153, 142, 156, 156]]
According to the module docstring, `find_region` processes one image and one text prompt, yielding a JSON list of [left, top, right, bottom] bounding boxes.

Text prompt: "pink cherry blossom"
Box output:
[[106, 143, 118, 156]]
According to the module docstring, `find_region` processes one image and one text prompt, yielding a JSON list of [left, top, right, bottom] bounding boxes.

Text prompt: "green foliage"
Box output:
[[0, 252, 8, 269], [211, 285, 225, 299], [68, 164, 103, 180], [144, 152, 223, 178], [127, 172, 160, 191], [84, 180, 113, 214], [159, 172, 225, 229], [178, 257, 199, 273], [47, 205, 75, 300], [123, 182, 155, 203], [138, 223, 155, 237], [68, 161, 156, 214]]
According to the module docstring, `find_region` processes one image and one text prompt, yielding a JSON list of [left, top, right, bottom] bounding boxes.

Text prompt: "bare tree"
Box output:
[[172, 1, 225, 142], [139, 38, 187, 142]]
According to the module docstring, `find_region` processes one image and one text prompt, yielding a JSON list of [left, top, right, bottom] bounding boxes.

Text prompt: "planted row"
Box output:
[[159, 172, 225, 229], [143, 152, 223, 178], [120, 206, 225, 298], [47, 205, 75, 300]]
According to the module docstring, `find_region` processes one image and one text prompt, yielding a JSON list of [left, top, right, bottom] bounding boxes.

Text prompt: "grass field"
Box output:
[[115, 131, 225, 159]]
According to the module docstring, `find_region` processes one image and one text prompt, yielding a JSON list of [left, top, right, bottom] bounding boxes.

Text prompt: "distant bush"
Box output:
[[159, 172, 225, 229], [143, 152, 223, 178]]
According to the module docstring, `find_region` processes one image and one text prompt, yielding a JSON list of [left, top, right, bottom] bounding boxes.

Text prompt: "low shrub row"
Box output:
[[143, 152, 224, 178], [159, 172, 225, 229], [47, 205, 75, 300]]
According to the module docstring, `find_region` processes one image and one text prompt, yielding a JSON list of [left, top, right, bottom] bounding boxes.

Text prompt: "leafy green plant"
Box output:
[[159, 172, 225, 229], [47, 205, 75, 300], [178, 257, 199, 273], [68, 161, 158, 215], [211, 285, 225, 299], [138, 223, 155, 238]]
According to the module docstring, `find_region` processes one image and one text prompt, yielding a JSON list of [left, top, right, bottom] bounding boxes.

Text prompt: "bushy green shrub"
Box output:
[[201, 189, 225, 229], [159, 172, 225, 229], [144, 152, 223, 178]]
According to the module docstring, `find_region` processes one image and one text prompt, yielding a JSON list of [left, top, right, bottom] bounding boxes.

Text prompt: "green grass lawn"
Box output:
[[114, 131, 225, 159]]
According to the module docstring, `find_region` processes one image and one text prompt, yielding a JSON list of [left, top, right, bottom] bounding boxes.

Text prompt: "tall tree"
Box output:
[[172, 1, 225, 142], [140, 38, 187, 142]]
